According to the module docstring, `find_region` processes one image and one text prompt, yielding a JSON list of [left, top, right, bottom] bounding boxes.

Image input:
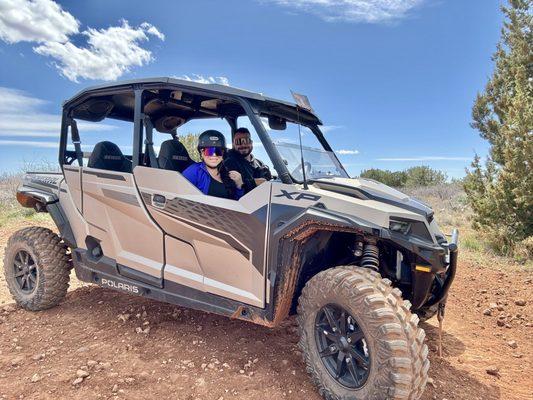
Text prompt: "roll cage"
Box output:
[[58, 78, 347, 183]]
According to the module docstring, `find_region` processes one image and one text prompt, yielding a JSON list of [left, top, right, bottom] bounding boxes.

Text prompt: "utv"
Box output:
[[4, 78, 458, 400]]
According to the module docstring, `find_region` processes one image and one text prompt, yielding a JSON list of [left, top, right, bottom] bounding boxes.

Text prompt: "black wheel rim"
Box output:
[[13, 250, 37, 293], [314, 304, 371, 389]]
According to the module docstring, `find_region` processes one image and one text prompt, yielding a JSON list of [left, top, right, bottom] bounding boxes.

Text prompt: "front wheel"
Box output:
[[297, 267, 429, 400], [3, 227, 72, 311]]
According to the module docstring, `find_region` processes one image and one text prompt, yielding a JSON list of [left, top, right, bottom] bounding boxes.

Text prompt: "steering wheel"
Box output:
[[291, 161, 312, 178]]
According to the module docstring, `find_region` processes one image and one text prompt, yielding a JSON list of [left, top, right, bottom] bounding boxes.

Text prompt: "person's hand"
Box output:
[[229, 171, 243, 189], [254, 178, 266, 186]]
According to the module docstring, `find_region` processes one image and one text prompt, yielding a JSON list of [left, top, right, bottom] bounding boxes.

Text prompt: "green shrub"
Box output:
[[359, 166, 447, 188], [359, 168, 407, 187]]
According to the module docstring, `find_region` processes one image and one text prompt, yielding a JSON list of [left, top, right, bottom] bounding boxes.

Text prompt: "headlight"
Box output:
[[389, 218, 433, 241], [389, 219, 411, 234]]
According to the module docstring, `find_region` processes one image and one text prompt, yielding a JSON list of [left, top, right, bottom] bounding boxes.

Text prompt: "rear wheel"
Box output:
[[297, 267, 429, 400], [3, 227, 71, 311]]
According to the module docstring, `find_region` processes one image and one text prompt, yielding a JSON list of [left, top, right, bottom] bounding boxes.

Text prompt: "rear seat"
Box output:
[[87, 141, 132, 173], [158, 139, 194, 172]]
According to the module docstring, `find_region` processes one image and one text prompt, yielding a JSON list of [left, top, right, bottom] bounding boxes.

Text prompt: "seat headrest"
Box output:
[[87, 141, 131, 173], [158, 139, 193, 172]]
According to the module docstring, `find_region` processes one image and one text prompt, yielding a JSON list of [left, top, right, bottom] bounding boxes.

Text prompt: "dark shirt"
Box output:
[[207, 177, 231, 199], [224, 149, 272, 194]]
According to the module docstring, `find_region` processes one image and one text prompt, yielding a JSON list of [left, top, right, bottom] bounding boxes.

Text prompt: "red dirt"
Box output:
[[0, 220, 532, 400]]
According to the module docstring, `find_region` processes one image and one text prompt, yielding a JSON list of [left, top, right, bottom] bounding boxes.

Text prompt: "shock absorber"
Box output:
[[361, 241, 380, 271]]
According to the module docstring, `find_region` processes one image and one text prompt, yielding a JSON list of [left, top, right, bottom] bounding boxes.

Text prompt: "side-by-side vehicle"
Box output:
[[4, 78, 458, 400]]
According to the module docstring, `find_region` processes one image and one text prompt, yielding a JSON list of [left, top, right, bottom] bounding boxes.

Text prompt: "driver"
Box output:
[[224, 127, 272, 194]]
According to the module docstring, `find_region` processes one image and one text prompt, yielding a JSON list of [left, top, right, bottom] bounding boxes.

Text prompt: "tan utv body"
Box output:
[[5, 78, 458, 400]]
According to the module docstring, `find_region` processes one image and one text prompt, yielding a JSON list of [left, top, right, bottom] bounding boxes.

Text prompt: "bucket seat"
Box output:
[[87, 141, 132, 173], [158, 138, 194, 172]]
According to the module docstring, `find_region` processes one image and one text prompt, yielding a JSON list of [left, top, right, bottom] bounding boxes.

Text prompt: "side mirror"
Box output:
[[268, 115, 286, 130]]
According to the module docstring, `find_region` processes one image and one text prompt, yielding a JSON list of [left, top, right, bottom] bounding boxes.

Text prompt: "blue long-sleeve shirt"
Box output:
[[182, 162, 243, 200]]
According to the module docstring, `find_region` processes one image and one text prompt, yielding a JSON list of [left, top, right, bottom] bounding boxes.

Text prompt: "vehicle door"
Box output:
[[135, 166, 270, 308], [71, 117, 165, 286]]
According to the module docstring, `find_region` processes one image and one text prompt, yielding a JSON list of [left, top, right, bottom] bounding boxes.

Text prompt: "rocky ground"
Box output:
[[0, 219, 532, 400]]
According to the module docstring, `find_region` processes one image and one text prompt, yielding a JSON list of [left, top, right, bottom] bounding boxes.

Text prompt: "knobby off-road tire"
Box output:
[[3, 227, 71, 311], [297, 267, 429, 400]]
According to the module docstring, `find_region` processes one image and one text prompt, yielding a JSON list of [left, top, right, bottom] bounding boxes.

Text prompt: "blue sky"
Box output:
[[0, 0, 503, 178]]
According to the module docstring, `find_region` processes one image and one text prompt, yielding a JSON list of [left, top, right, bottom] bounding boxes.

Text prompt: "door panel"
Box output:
[[81, 167, 164, 280], [62, 165, 83, 213], [134, 166, 270, 308]]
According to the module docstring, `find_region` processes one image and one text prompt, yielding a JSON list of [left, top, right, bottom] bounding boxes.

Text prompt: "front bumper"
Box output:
[[411, 228, 459, 309]]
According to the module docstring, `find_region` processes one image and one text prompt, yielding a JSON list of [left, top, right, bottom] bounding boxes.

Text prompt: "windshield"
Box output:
[[268, 121, 348, 181]]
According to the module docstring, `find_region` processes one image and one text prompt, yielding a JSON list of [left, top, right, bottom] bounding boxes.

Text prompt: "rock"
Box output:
[[11, 356, 24, 366], [3, 305, 16, 313], [77, 346, 89, 353], [496, 319, 505, 327], [87, 360, 98, 367], [483, 309, 492, 316], [514, 299, 526, 306], [76, 370, 90, 379], [117, 314, 130, 322], [30, 373, 41, 383], [427, 377, 436, 388], [489, 303, 498, 310], [507, 340, 518, 349], [32, 353, 45, 361], [72, 377, 84, 385], [486, 366, 500, 377], [112, 384, 119, 393]]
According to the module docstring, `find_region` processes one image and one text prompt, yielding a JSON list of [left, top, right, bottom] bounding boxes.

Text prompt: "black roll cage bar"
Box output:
[[58, 82, 347, 184]]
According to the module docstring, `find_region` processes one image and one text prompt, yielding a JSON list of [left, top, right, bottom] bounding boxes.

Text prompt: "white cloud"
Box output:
[[0, 0, 79, 43], [321, 125, 343, 133], [0, 87, 114, 138], [336, 149, 359, 155], [376, 156, 471, 161], [0, 1, 164, 82], [177, 74, 230, 86], [34, 19, 164, 82], [0, 139, 58, 148], [264, 0, 424, 23]]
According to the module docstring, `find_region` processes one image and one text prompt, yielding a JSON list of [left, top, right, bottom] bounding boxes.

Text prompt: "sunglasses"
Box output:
[[200, 147, 224, 157], [234, 137, 252, 146]]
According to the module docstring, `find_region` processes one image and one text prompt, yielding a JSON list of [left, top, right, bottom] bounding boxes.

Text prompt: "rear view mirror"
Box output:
[[268, 115, 286, 130]]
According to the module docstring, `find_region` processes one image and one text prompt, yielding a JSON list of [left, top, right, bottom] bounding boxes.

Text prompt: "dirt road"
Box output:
[[0, 220, 531, 400]]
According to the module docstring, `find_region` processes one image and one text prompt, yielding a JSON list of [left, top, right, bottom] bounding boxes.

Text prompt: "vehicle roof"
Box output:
[[63, 77, 320, 121]]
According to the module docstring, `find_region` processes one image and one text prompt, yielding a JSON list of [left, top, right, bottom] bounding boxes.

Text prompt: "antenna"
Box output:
[[296, 104, 309, 190]]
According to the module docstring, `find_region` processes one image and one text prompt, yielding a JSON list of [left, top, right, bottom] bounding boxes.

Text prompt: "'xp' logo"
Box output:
[[275, 190, 321, 201]]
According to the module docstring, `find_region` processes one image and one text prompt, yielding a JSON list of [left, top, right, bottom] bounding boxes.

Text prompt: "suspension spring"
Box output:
[[361, 243, 379, 271]]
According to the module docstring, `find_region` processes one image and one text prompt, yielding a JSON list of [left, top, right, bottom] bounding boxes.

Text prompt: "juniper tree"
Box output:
[[464, 0, 532, 256]]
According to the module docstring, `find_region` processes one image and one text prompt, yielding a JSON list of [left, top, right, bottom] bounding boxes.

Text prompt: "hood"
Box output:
[[311, 177, 434, 221]]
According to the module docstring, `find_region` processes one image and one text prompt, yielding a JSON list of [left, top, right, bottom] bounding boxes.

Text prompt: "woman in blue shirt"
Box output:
[[182, 130, 244, 200]]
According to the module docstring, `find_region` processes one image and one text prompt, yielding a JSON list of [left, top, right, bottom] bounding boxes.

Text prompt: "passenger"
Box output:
[[182, 130, 244, 200], [224, 127, 272, 194]]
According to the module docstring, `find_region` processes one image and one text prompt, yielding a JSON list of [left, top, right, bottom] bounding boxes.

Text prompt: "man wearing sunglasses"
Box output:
[[224, 127, 272, 194]]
